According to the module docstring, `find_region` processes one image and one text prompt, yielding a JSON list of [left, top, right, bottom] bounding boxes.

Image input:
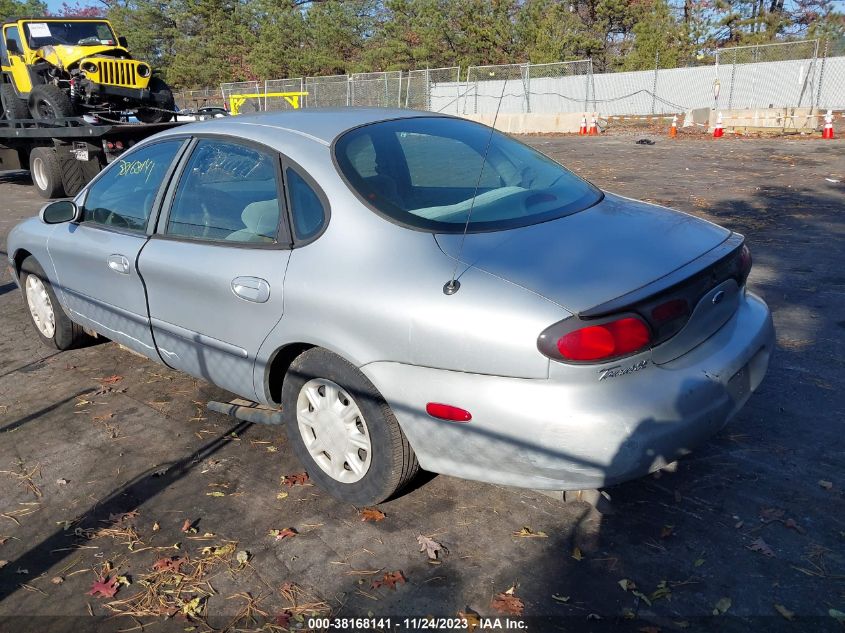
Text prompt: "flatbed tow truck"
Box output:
[[0, 116, 184, 198]]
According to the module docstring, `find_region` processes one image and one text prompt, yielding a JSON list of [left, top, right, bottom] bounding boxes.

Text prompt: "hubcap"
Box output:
[[296, 378, 372, 483], [25, 275, 55, 338], [32, 157, 48, 190]]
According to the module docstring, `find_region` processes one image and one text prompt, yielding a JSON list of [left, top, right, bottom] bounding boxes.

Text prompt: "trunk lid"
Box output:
[[435, 192, 731, 314]]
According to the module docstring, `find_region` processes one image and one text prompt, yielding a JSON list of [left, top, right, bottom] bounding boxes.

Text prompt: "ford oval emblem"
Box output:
[[712, 290, 725, 305]]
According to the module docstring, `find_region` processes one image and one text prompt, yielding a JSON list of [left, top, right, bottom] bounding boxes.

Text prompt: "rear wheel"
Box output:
[[281, 348, 419, 505], [28, 84, 75, 120], [29, 147, 66, 198], [136, 77, 175, 123], [1, 81, 29, 120], [19, 256, 85, 350]]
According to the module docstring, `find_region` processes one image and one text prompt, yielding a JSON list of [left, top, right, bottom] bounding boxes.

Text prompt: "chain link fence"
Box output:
[[213, 38, 844, 118]]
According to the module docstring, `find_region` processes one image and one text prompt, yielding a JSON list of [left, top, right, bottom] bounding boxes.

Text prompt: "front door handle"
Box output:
[[107, 254, 130, 274], [231, 276, 270, 303]]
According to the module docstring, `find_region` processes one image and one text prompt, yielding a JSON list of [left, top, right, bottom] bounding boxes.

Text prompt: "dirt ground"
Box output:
[[0, 133, 843, 633]]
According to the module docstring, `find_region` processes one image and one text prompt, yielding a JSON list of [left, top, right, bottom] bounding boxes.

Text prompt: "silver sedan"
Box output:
[[6, 109, 774, 504]]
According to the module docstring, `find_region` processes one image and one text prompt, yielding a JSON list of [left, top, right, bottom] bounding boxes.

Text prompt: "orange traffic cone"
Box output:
[[579, 115, 587, 136], [713, 112, 724, 138], [588, 115, 599, 136], [669, 115, 678, 138], [822, 109, 834, 139]]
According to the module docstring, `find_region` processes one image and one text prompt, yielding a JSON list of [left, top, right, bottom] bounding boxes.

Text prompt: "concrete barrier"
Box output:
[[458, 112, 587, 134], [708, 107, 819, 133]]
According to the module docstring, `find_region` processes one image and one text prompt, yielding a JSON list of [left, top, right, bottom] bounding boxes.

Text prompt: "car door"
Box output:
[[2, 25, 31, 94], [47, 138, 187, 359], [139, 137, 291, 401]]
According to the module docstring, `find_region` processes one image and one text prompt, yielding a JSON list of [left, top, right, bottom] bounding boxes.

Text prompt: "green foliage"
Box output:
[[0, 0, 47, 21], [60, 0, 843, 88]]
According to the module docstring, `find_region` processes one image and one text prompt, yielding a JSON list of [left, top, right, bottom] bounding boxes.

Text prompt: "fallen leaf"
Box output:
[[491, 591, 524, 615], [660, 525, 674, 539], [360, 508, 386, 522], [784, 518, 806, 534], [99, 375, 123, 385], [552, 594, 570, 603], [749, 537, 775, 557], [694, 558, 705, 567], [236, 550, 250, 565], [571, 547, 583, 561], [152, 557, 184, 573], [371, 570, 406, 590], [632, 589, 652, 606], [735, 520, 744, 529], [650, 580, 672, 602], [56, 478, 68, 486], [116, 575, 131, 587], [417, 534, 447, 560], [15, 568, 28, 575], [87, 576, 119, 599], [201, 543, 236, 557], [713, 597, 732, 615], [818, 480, 833, 490], [206, 491, 226, 497], [152, 521, 160, 532], [618, 578, 637, 591], [587, 613, 602, 620], [513, 526, 548, 538], [275, 611, 293, 627], [276, 491, 289, 500], [281, 472, 309, 487], [458, 608, 480, 632], [0, 561, 6, 569], [269, 528, 298, 541], [774, 604, 794, 620], [181, 596, 204, 619], [181, 519, 198, 533], [51, 576, 64, 584], [266, 446, 278, 453]]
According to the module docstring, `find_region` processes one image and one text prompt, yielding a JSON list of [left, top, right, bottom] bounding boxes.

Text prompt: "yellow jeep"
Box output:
[[1, 17, 174, 122]]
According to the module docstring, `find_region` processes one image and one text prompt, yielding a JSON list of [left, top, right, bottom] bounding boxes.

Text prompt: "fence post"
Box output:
[[651, 50, 659, 114], [815, 38, 828, 111], [727, 48, 737, 110], [348, 76, 352, 106], [524, 63, 531, 113]]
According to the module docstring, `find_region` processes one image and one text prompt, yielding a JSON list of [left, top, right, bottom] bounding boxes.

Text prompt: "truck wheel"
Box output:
[[281, 347, 419, 505], [136, 78, 175, 123], [28, 84, 75, 120], [1, 82, 29, 120], [30, 147, 66, 198], [19, 256, 86, 350]]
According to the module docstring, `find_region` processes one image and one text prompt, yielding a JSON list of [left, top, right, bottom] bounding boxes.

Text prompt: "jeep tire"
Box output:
[[28, 84, 75, 120]]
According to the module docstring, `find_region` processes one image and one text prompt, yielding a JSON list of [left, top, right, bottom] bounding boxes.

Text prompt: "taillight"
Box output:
[[738, 244, 752, 282], [555, 317, 651, 362]]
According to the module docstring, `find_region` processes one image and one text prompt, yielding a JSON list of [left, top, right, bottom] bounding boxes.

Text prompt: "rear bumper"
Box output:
[[362, 291, 774, 490]]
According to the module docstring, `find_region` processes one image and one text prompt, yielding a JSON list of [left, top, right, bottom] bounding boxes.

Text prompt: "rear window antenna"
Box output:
[[443, 70, 512, 296]]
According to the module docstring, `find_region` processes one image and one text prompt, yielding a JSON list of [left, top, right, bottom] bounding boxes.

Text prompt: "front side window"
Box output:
[[83, 140, 183, 232], [334, 117, 603, 233], [4, 27, 23, 55], [167, 140, 282, 244]]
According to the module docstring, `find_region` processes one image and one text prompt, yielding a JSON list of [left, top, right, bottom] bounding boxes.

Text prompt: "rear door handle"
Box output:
[[231, 276, 270, 303], [107, 254, 130, 274]]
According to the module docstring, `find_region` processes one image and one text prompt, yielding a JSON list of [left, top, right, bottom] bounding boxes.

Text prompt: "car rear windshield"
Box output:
[[334, 116, 602, 233]]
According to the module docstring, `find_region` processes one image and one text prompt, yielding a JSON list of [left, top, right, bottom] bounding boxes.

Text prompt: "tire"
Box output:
[[29, 147, 66, 199], [281, 348, 419, 505], [135, 77, 175, 123], [1, 81, 29, 120], [28, 84, 75, 120], [19, 256, 85, 350]]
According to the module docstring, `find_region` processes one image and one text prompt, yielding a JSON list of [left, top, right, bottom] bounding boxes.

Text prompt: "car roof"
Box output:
[[180, 108, 451, 145], [2, 17, 109, 25]]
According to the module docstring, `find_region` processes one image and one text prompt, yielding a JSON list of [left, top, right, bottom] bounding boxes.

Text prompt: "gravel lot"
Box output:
[[0, 133, 843, 633]]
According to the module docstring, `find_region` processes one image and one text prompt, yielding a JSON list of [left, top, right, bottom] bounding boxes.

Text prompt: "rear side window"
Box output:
[[335, 116, 602, 233], [286, 167, 325, 240], [167, 140, 282, 244], [82, 140, 183, 232]]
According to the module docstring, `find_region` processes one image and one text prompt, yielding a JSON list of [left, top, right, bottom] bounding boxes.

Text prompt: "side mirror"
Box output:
[[40, 200, 80, 224], [117, 35, 128, 48], [6, 39, 20, 54]]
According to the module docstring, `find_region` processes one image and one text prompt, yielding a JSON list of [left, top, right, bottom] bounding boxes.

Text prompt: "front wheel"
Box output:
[[135, 77, 175, 123], [28, 84, 75, 120], [19, 257, 86, 350], [281, 348, 419, 505]]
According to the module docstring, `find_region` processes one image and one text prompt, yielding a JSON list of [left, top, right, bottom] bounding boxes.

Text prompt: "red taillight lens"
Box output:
[[556, 317, 651, 361], [738, 244, 752, 281], [426, 403, 472, 422]]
